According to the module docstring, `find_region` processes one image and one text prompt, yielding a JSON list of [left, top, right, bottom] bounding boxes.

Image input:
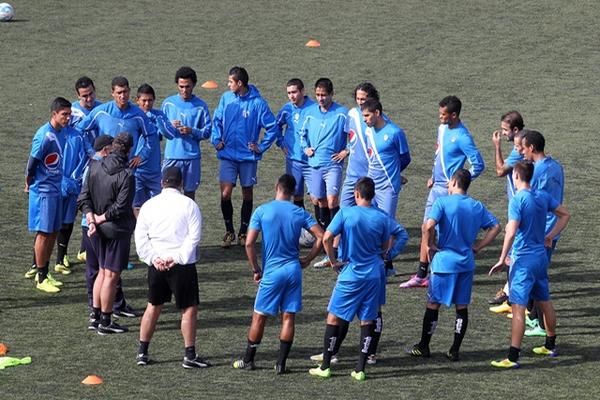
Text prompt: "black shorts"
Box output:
[[147, 263, 199, 309], [91, 235, 130, 272]]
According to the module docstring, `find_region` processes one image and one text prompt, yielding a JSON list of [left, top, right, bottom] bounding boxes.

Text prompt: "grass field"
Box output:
[[1, 1, 599, 398]]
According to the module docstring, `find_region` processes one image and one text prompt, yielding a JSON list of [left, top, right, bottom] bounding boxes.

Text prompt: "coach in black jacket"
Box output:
[[78, 132, 135, 335]]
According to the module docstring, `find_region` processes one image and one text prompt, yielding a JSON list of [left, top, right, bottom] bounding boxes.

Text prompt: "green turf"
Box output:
[[1, 0, 599, 398]]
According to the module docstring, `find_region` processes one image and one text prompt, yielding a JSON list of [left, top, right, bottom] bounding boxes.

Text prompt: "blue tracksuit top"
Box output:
[[71, 100, 102, 156], [161, 94, 211, 160], [211, 85, 280, 162], [299, 102, 349, 168], [275, 96, 315, 163], [61, 127, 88, 196]]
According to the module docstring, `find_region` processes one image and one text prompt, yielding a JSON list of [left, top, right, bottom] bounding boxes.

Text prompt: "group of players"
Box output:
[[24, 65, 570, 379]]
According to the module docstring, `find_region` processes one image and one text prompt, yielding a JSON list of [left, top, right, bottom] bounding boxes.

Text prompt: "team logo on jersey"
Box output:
[[383, 134, 389, 141], [450, 136, 457, 143], [243, 110, 250, 118], [44, 152, 61, 171], [348, 129, 357, 146], [293, 112, 300, 123], [367, 147, 374, 159]]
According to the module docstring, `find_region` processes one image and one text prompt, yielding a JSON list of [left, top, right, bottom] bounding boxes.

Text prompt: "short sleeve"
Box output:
[[326, 209, 344, 236], [428, 198, 444, 222], [249, 207, 263, 231], [508, 196, 521, 222], [302, 210, 318, 230]]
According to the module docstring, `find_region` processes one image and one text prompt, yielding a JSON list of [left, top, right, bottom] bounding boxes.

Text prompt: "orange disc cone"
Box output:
[[201, 80, 218, 89], [305, 39, 321, 47], [82, 375, 103, 385], [0, 343, 7, 356]]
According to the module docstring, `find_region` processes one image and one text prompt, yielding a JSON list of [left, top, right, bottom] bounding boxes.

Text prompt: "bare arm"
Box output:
[[245, 228, 262, 282], [473, 223, 502, 254], [300, 224, 324, 268], [489, 220, 518, 275], [423, 218, 438, 262], [545, 204, 570, 246]]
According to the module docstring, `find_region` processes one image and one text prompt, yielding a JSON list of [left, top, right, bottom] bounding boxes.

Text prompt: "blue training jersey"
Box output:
[[61, 128, 87, 197], [161, 94, 211, 160], [366, 120, 411, 193], [28, 122, 67, 195], [249, 200, 317, 274], [431, 122, 484, 184], [71, 100, 102, 156], [327, 206, 391, 281], [509, 189, 559, 260], [505, 147, 523, 200], [211, 85, 280, 162], [344, 107, 370, 181], [531, 156, 564, 237], [135, 109, 172, 176], [299, 102, 348, 168], [276, 96, 315, 163], [428, 194, 498, 273]]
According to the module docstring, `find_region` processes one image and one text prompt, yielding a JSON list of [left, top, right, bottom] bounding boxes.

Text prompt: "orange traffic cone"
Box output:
[[201, 80, 218, 89], [82, 375, 103, 385], [305, 39, 321, 47]]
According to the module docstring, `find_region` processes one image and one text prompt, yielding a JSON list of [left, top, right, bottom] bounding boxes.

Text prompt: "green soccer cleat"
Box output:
[[232, 359, 255, 370], [526, 317, 539, 329], [309, 367, 331, 379], [35, 272, 63, 287], [54, 263, 72, 275], [77, 251, 87, 262], [36, 277, 61, 293], [310, 352, 339, 364], [24, 266, 37, 279], [62, 255, 71, 268], [524, 326, 547, 337], [491, 358, 520, 369], [351, 370, 366, 381], [532, 346, 558, 357]]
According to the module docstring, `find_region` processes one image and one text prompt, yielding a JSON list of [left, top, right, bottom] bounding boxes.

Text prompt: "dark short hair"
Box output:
[[361, 98, 383, 114], [513, 160, 534, 183], [112, 132, 133, 158], [93, 134, 113, 152], [451, 169, 472, 191], [277, 174, 296, 196], [439, 95, 462, 116], [175, 66, 198, 85], [501, 110, 524, 131], [51, 97, 72, 112], [111, 76, 129, 90], [229, 66, 249, 87], [522, 129, 545, 153], [162, 166, 183, 188], [354, 177, 375, 201], [354, 82, 379, 101], [286, 78, 304, 90], [75, 76, 95, 94], [137, 83, 156, 99], [315, 78, 334, 94]]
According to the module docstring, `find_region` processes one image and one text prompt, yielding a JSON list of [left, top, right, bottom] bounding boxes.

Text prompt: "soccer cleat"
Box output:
[[97, 321, 128, 335], [46, 273, 63, 287], [532, 346, 558, 357], [367, 355, 377, 365], [221, 232, 235, 248], [232, 359, 255, 370], [310, 352, 339, 364], [313, 255, 330, 269], [54, 263, 71, 275], [136, 353, 150, 366], [488, 289, 508, 305], [62, 255, 71, 268], [182, 355, 211, 369], [524, 326, 547, 337], [299, 228, 315, 248], [491, 358, 520, 369], [489, 301, 512, 313], [399, 275, 429, 288], [274, 364, 290, 375], [77, 250, 87, 262], [237, 233, 247, 247], [407, 343, 431, 358], [24, 266, 37, 279], [88, 312, 99, 331], [113, 305, 142, 318], [36, 277, 61, 293], [446, 350, 459, 362], [309, 367, 331, 379], [526, 317, 538, 329], [351, 370, 366, 381], [126, 262, 135, 270]]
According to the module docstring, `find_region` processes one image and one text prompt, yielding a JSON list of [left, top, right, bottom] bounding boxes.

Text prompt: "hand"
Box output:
[[129, 156, 142, 168], [178, 126, 192, 135], [304, 148, 314, 157], [280, 146, 289, 157], [504, 256, 511, 266], [426, 245, 437, 262], [401, 175, 408, 185], [331, 149, 348, 162], [24, 180, 30, 193], [215, 141, 225, 150], [544, 235, 553, 248], [153, 257, 166, 271], [87, 223, 97, 237], [299, 257, 310, 269], [427, 178, 434, 188], [253, 271, 262, 283], [248, 142, 260, 154], [172, 120, 182, 128], [492, 130, 501, 147], [489, 259, 504, 276], [164, 256, 175, 269], [331, 260, 346, 274]]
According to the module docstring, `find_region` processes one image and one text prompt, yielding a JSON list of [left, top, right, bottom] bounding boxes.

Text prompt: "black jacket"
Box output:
[[77, 153, 135, 239]]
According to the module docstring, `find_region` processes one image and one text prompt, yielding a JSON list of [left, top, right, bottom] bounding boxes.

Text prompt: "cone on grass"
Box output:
[[305, 39, 321, 47], [201, 80, 218, 89], [0, 343, 7, 356], [82, 375, 103, 385]]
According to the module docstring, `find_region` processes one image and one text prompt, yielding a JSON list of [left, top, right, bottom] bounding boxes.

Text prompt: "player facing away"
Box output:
[[70, 76, 102, 157], [400, 95, 485, 288], [408, 169, 501, 361], [211, 66, 280, 248], [25, 97, 72, 293], [232, 174, 324, 374], [489, 161, 570, 368], [299, 78, 349, 266], [135, 167, 211, 369], [309, 177, 392, 382], [489, 111, 525, 307], [161, 66, 212, 200]]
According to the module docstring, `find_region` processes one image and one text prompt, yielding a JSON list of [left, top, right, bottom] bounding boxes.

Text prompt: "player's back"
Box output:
[[511, 189, 555, 259]]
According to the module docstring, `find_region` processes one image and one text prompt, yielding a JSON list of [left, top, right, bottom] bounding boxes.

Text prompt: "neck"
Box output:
[[532, 152, 546, 161], [296, 97, 305, 107], [320, 103, 332, 112], [50, 119, 63, 130], [81, 101, 93, 110], [374, 117, 386, 130], [275, 193, 292, 201], [448, 118, 460, 129], [516, 182, 531, 191], [356, 199, 371, 207], [238, 86, 249, 97], [117, 101, 129, 111]]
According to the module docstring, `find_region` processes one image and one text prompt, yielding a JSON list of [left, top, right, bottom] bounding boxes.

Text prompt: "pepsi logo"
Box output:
[[348, 129, 357, 143], [367, 147, 374, 158], [44, 152, 61, 170]]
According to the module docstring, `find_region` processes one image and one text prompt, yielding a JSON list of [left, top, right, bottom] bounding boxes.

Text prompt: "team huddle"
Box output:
[[24, 65, 570, 379]]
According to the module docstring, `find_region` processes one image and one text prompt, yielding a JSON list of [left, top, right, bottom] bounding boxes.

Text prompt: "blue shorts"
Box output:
[[134, 172, 162, 208], [328, 277, 380, 322], [219, 159, 257, 187], [163, 158, 200, 193], [340, 177, 357, 208], [254, 264, 302, 316], [372, 184, 399, 220], [29, 193, 62, 233], [285, 158, 312, 197], [428, 271, 474, 307], [423, 183, 448, 223], [309, 164, 343, 199], [62, 194, 78, 225], [508, 254, 550, 306]]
